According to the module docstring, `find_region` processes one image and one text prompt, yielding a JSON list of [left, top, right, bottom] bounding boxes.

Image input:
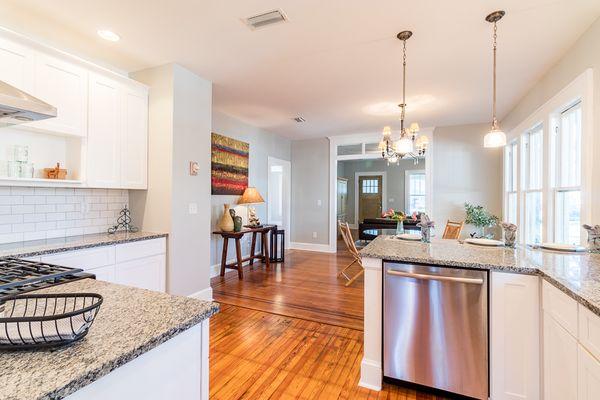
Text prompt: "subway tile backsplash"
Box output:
[[0, 187, 129, 244]]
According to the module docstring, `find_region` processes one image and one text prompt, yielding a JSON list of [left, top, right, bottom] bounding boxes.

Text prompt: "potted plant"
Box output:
[[464, 203, 499, 238]]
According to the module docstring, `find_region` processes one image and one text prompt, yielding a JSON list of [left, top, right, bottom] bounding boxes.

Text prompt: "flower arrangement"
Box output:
[[381, 209, 407, 221], [464, 203, 499, 228]]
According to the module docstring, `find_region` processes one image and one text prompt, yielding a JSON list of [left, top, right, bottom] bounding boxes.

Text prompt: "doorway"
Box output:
[[356, 172, 386, 223], [267, 157, 291, 249]]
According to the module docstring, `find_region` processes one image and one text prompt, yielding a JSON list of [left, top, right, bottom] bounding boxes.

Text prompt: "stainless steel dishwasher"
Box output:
[[383, 262, 488, 400]]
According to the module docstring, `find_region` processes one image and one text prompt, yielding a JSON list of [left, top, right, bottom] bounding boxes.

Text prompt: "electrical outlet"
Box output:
[[188, 203, 198, 214], [312, 232, 318, 239], [317, 199, 322, 207]]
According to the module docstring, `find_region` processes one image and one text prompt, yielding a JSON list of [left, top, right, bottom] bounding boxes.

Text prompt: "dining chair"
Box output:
[[337, 221, 365, 287], [442, 220, 464, 240]]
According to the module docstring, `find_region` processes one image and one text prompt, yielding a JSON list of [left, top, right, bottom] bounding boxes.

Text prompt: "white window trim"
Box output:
[[503, 141, 519, 226], [354, 172, 387, 226], [405, 169, 426, 215], [504, 68, 593, 244]]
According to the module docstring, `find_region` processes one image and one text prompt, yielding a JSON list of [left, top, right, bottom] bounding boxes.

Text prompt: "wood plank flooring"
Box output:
[[210, 248, 449, 400]]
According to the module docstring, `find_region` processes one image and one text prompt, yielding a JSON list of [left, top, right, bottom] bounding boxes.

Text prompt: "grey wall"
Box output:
[[210, 111, 291, 268], [502, 16, 600, 224], [130, 63, 212, 297], [337, 158, 424, 225], [290, 138, 330, 245], [433, 123, 503, 238]]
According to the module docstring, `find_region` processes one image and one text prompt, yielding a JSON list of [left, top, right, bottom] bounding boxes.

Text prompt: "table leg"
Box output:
[[249, 232, 257, 266], [262, 231, 270, 269], [220, 237, 229, 277], [235, 237, 244, 279]]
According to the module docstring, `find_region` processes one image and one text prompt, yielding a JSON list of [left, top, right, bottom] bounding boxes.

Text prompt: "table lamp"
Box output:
[[238, 187, 265, 227]]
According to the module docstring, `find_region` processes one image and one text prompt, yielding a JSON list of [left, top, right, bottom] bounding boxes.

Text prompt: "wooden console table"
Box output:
[[212, 225, 276, 279]]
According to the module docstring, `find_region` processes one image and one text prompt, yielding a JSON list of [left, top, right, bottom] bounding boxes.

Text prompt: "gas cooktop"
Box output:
[[0, 257, 94, 298]]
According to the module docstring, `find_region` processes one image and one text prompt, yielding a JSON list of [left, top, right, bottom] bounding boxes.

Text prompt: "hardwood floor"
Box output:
[[210, 248, 449, 400]]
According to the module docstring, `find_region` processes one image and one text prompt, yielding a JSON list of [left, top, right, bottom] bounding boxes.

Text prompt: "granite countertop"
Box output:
[[361, 236, 600, 316], [0, 279, 220, 400], [0, 231, 168, 259]]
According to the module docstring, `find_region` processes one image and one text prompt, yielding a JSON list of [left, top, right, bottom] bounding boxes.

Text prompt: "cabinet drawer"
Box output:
[[543, 280, 578, 337], [115, 238, 166, 263], [115, 254, 165, 292], [87, 264, 116, 283], [41, 246, 115, 271], [579, 304, 600, 361]]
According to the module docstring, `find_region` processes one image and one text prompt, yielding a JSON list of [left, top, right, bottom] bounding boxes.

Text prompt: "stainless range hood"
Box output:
[[0, 80, 57, 127]]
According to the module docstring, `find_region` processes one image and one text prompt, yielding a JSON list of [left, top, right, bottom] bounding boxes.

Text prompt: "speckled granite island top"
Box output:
[[0, 279, 220, 400], [0, 231, 168, 259], [361, 236, 600, 317]]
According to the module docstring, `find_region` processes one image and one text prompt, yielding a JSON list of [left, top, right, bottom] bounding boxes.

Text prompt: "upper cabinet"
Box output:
[[29, 53, 88, 137], [0, 32, 148, 189]]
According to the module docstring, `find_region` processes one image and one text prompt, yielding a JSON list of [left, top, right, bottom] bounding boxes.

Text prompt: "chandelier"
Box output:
[[483, 10, 507, 148], [379, 31, 428, 165]]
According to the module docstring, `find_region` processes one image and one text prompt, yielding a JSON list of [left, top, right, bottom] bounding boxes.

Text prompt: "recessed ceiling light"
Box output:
[[97, 29, 120, 42]]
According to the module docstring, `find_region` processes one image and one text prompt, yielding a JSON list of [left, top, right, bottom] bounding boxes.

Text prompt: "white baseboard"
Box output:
[[209, 254, 251, 278], [188, 287, 213, 301], [359, 357, 382, 391], [289, 242, 336, 253]]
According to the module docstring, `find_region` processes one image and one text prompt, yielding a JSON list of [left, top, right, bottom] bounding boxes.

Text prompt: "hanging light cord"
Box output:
[[492, 21, 498, 130], [400, 38, 407, 134]]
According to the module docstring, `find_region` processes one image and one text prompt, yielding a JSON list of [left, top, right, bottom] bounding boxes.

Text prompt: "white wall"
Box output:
[[433, 123, 503, 238], [130, 63, 212, 297], [502, 16, 600, 224], [210, 111, 291, 271]]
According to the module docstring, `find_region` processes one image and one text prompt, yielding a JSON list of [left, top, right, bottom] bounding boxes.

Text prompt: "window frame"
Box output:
[[520, 124, 544, 245], [405, 169, 426, 215]]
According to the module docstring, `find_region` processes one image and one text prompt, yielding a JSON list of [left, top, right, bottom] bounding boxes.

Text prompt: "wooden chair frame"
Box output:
[[337, 221, 364, 286], [442, 219, 464, 240]]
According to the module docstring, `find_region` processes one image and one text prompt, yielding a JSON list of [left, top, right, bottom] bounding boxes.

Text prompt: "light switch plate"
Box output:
[[188, 203, 198, 214], [189, 161, 199, 176]]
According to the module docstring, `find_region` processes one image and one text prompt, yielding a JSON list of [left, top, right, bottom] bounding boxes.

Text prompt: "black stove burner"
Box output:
[[0, 257, 94, 298]]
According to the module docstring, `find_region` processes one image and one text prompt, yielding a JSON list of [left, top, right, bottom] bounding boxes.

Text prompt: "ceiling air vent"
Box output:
[[244, 9, 288, 30], [293, 117, 306, 123]]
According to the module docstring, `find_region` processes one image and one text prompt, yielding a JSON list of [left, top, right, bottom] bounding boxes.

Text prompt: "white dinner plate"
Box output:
[[396, 233, 421, 241], [464, 238, 505, 247], [540, 243, 587, 252]]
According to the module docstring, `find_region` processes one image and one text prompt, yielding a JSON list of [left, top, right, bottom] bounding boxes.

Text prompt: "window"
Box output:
[[552, 102, 582, 244], [361, 179, 379, 194], [405, 171, 426, 214], [521, 125, 543, 244], [504, 141, 518, 224]]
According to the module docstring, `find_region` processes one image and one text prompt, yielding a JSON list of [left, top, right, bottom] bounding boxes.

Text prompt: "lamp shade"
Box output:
[[238, 187, 265, 204], [395, 136, 414, 155], [483, 129, 507, 148]]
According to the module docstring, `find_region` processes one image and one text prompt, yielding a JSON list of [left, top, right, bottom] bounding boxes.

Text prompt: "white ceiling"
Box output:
[[1, 0, 599, 139]]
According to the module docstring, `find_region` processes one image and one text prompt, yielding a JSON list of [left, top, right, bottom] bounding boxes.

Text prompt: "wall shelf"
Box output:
[[0, 177, 83, 187]]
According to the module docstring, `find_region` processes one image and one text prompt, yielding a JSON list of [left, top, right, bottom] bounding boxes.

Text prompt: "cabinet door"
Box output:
[[115, 254, 166, 292], [579, 344, 600, 400], [544, 312, 578, 400], [0, 37, 34, 91], [120, 86, 148, 189], [87, 73, 121, 188], [88, 264, 116, 283], [31, 53, 87, 136], [490, 272, 540, 400]]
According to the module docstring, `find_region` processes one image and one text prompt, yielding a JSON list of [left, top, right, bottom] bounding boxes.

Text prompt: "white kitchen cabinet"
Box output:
[[30, 53, 87, 136], [579, 344, 600, 400], [0, 37, 34, 91], [120, 87, 148, 189], [88, 264, 116, 283], [41, 246, 115, 270], [87, 73, 121, 188], [490, 272, 540, 400], [543, 311, 578, 400], [579, 304, 600, 361], [115, 254, 166, 292]]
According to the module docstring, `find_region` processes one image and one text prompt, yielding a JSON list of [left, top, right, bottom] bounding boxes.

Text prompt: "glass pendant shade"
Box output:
[[395, 136, 414, 155], [483, 128, 507, 148], [415, 135, 429, 147]]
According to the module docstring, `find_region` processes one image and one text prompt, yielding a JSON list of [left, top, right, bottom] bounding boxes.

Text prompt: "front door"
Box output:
[[358, 175, 383, 222]]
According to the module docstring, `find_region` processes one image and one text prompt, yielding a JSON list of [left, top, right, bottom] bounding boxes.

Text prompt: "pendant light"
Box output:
[[483, 10, 507, 148], [379, 31, 425, 164]]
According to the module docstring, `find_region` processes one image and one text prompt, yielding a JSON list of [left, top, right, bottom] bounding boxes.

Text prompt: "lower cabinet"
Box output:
[[578, 344, 600, 400], [543, 311, 578, 400], [40, 238, 166, 292]]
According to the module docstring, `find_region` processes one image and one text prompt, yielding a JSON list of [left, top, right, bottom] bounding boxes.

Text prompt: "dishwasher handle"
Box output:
[[386, 269, 484, 285]]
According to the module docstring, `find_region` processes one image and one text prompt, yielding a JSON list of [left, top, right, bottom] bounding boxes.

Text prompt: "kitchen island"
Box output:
[[359, 236, 600, 399], [0, 278, 220, 400]]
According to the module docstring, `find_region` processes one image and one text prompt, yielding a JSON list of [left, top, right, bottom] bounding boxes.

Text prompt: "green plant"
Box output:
[[464, 203, 499, 228]]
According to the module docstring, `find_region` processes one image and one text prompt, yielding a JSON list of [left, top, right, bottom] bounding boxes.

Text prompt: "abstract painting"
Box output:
[[211, 133, 249, 195]]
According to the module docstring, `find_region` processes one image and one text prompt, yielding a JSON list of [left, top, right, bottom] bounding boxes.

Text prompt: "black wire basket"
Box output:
[[0, 293, 103, 350]]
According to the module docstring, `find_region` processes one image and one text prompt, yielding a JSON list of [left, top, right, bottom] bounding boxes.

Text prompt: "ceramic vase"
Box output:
[[218, 204, 234, 232]]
